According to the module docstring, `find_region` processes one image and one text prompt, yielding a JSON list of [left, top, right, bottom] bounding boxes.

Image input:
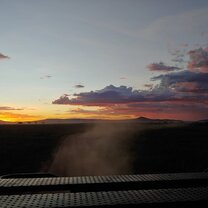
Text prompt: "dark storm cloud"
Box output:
[[52, 84, 177, 106], [152, 70, 208, 93], [147, 62, 181, 72], [53, 70, 208, 106], [53, 85, 131, 105]]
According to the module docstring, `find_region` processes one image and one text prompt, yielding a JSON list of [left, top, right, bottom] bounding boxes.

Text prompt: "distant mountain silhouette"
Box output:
[[0, 117, 204, 124], [38, 118, 106, 124], [134, 117, 183, 124], [38, 117, 183, 124], [197, 119, 208, 123]]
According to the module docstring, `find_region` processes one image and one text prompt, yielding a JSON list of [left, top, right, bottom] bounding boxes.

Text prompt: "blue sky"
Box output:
[[1, 0, 208, 121]]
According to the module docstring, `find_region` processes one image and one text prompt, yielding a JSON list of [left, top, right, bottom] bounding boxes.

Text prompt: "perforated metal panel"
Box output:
[[0, 187, 208, 208], [1, 172, 208, 187], [1, 173, 208, 207]]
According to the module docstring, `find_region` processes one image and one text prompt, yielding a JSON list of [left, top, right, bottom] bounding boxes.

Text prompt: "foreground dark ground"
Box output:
[[0, 122, 208, 176]]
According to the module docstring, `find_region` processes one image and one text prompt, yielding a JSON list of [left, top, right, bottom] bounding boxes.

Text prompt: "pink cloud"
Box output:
[[147, 62, 181, 72], [69, 102, 208, 121], [188, 47, 208, 73]]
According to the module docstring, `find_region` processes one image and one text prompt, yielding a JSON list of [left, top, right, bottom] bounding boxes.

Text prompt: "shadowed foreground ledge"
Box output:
[[1, 172, 208, 207]]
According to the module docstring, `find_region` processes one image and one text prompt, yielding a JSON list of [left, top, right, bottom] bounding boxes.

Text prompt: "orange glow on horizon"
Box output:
[[0, 106, 202, 122], [0, 112, 44, 122]]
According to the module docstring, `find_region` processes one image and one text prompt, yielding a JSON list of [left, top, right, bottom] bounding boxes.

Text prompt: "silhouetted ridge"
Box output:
[[135, 117, 183, 124]]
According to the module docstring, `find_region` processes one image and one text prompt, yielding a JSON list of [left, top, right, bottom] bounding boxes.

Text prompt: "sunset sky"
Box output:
[[1, 0, 208, 122]]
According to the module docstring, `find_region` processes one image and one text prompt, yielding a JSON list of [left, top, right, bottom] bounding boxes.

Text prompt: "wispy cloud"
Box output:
[[0, 106, 24, 111], [40, 74, 52, 79], [147, 62, 181, 72], [0, 53, 9, 60], [139, 7, 208, 42], [74, 84, 85, 88], [187, 47, 208, 73]]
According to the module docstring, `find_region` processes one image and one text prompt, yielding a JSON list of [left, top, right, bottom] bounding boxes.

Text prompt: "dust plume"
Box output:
[[49, 123, 136, 176]]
